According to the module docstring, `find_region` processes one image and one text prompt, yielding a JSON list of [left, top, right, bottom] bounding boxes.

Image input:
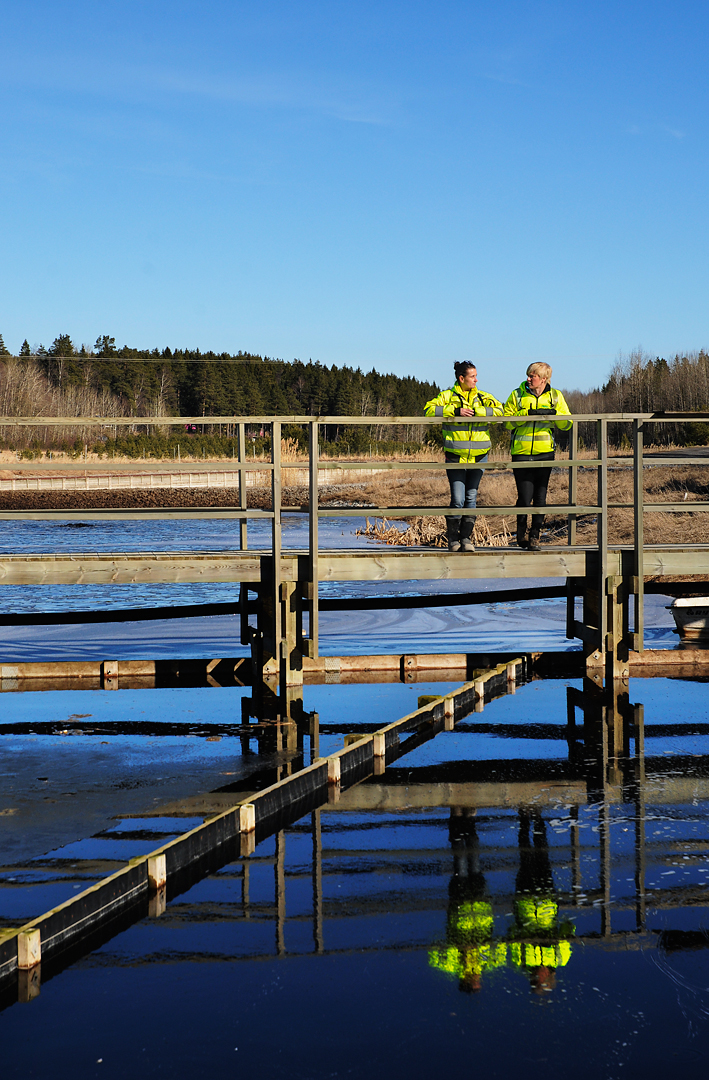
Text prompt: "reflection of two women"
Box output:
[[429, 808, 574, 993]]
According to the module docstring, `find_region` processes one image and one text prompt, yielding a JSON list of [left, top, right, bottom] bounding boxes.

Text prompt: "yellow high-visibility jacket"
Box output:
[[425, 384, 504, 464], [503, 381, 572, 456]]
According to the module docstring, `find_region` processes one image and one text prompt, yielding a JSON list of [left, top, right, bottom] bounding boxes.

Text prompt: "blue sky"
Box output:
[[1, 0, 707, 396]]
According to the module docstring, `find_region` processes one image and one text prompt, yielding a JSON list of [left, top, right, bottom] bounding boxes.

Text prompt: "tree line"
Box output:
[[0, 333, 439, 452], [564, 349, 709, 445]]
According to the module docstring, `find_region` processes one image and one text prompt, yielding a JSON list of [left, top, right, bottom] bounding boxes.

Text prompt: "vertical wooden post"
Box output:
[[271, 421, 282, 677], [279, 581, 303, 686], [238, 421, 248, 551], [605, 576, 629, 682], [597, 418, 609, 653], [237, 423, 250, 650], [633, 419, 644, 653], [567, 419, 578, 546], [307, 420, 319, 658]]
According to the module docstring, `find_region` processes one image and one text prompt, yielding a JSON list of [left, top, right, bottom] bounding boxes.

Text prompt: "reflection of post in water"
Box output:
[[275, 830, 286, 956], [566, 680, 647, 934], [429, 809, 505, 993], [246, 680, 316, 768], [633, 703, 646, 931], [312, 809, 324, 953], [510, 809, 574, 993]]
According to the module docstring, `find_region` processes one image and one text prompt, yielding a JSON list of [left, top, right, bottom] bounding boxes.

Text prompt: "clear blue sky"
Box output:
[[1, 0, 707, 397]]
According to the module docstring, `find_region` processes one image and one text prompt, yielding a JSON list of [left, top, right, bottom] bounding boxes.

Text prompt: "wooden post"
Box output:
[[633, 419, 644, 653], [147, 853, 167, 890], [567, 420, 578, 546], [271, 421, 282, 677], [327, 757, 341, 784], [605, 576, 629, 682], [239, 803, 256, 833], [307, 420, 319, 658], [597, 418, 609, 651], [17, 928, 41, 969], [279, 581, 303, 686], [238, 421, 248, 552]]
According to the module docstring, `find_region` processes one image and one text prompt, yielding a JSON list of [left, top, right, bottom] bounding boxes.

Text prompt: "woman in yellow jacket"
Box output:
[[503, 363, 571, 550], [425, 362, 503, 551]]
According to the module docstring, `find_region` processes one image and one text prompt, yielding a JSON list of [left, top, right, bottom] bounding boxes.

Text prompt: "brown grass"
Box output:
[[353, 462, 709, 546], [355, 515, 512, 548]]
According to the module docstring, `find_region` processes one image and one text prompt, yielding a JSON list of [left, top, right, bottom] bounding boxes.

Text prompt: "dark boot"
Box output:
[[516, 516, 528, 549], [447, 517, 461, 551], [528, 516, 544, 551], [460, 517, 475, 552]]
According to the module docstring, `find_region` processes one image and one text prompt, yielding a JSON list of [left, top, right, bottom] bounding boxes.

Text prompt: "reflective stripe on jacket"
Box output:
[[503, 381, 572, 456], [424, 384, 504, 463]]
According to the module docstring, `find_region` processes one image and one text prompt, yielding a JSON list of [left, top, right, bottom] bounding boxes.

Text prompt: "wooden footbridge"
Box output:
[[2, 413, 709, 686]]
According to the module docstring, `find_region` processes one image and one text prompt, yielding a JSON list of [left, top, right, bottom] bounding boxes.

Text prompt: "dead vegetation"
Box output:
[[352, 462, 709, 547], [355, 515, 512, 548]]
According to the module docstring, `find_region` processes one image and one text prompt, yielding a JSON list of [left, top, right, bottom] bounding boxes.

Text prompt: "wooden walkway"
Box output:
[[2, 411, 709, 683]]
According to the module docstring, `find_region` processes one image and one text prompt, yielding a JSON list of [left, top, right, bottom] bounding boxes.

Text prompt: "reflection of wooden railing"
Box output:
[[2, 412, 709, 673]]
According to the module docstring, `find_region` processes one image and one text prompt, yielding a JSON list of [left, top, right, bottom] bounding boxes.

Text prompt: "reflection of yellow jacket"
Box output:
[[448, 899, 493, 943], [429, 894, 575, 987], [429, 942, 508, 980], [425, 384, 504, 463], [509, 940, 572, 970], [515, 896, 558, 933], [503, 382, 572, 456]]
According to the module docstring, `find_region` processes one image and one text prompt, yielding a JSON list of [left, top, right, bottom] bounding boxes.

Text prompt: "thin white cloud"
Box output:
[[628, 121, 686, 140], [0, 54, 394, 126]]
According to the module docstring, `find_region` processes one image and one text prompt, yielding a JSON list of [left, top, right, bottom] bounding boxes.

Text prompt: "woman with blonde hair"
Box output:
[[503, 363, 572, 550]]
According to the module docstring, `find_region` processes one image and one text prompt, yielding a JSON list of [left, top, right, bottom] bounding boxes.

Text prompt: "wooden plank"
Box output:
[[0, 509, 275, 522], [316, 550, 590, 581], [317, 504, 601, 517], [0, 553, 294, 585]]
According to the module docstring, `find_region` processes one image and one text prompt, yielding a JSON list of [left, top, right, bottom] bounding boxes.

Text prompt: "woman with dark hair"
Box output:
[[425, 363, 503, 551], [503, 363, 572, 550]]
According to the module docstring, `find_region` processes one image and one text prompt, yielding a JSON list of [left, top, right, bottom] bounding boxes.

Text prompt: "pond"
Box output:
[[1, 675, 708, 1078]]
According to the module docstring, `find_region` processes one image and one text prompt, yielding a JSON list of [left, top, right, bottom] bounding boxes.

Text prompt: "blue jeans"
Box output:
[[446, 452, 488, 536]]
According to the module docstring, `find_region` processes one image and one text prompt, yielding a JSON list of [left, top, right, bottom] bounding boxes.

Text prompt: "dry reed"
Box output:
[[356, 514, 512, 548]]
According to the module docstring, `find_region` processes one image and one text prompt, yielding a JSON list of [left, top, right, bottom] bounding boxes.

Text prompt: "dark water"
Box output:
[[1, 676, 709, 1077]]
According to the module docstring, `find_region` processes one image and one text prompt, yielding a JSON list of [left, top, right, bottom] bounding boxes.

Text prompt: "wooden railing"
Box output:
[[2, 412, 709, 665]]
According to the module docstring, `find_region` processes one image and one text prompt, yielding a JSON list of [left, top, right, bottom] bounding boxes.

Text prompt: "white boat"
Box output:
[[668, 597, 709, 641]]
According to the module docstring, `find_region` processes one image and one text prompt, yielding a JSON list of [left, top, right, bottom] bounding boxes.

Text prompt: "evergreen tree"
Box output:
[[19, 340, 31, 356], [0, 334, 9, 356]]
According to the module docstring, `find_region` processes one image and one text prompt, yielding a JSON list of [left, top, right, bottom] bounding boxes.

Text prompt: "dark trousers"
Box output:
[[512, 452, 554, 535]]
